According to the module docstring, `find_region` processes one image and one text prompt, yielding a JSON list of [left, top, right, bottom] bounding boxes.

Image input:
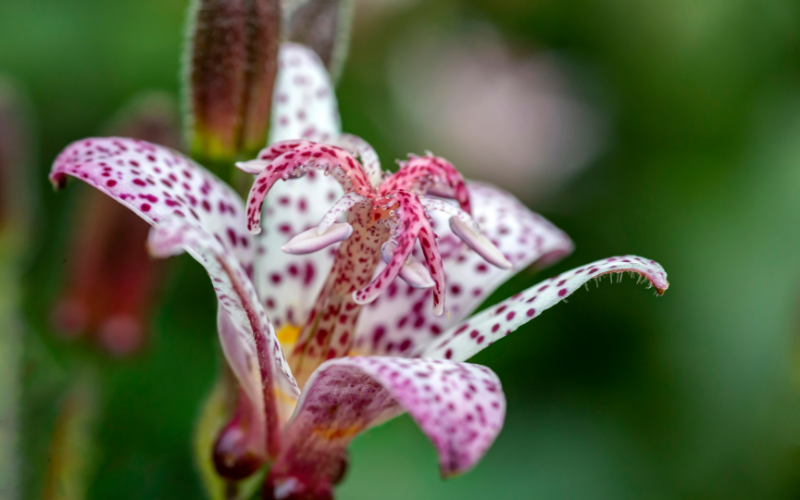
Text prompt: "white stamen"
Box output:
[[281, 223, 353, 255], [235, 159, 271, 174], [381, 242, 435, 289], [449, 217, 512, 270], [273, 478, 301, 500]]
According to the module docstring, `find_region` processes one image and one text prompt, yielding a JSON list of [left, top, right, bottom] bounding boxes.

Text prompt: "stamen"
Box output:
[[235, 159, 270, 174], [417, 197, 510, 269], [281, 223, 353, 255], [381, 242, 435, 289], [448, 217, 512, 270]]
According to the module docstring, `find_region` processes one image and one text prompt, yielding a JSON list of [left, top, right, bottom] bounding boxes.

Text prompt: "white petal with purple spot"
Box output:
[[354, 182, 574, 357], [419, 255, 669, 361], [269, 43, 340, 144]]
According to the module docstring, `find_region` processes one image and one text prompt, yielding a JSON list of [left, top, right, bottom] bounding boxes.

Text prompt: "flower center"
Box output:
[[370, 195, 399, 224], [241, 140, 511, 387], [289, 200, 389, 386]]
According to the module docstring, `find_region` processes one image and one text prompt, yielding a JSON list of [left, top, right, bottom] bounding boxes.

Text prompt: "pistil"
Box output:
[[288, 201, 389, 386]]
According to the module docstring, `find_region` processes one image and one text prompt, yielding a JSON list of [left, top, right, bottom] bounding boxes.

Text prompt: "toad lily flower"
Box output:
[[49, 43, 669, 500]]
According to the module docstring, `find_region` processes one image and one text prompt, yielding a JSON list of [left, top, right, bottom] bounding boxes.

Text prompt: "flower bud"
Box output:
[[50, 92, 178, 355], [213, 389, 266, 479], [285, 0, 354, 82], [186, 0, 281, 161], [105, 91, 182, 150]]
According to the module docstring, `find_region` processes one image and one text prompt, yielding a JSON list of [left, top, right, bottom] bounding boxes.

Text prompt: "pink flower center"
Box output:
[[241, 140, 510, 385]]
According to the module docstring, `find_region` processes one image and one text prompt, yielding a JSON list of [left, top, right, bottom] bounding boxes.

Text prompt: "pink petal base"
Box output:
[[265, 357, 505, 499]]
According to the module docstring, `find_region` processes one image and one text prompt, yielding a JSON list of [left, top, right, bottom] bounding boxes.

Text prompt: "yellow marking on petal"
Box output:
[[312, 424, 361, 441], [277, 324, 302, 361], [277, 324, 301, 344], [273, 387, 299, 405], [273, 387, 298, 424]]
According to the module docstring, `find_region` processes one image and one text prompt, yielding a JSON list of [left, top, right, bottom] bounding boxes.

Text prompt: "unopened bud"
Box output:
[[186, 0, 281, 161], [104, 91, 182, 150], [50, 92, 176, 354], [285, 0, 354, 82], [213, 389, 266, 480]]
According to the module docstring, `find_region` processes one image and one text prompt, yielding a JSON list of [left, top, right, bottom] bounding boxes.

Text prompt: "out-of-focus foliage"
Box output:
[[0, 76, 34, 500], [1, 0, 800, 499]]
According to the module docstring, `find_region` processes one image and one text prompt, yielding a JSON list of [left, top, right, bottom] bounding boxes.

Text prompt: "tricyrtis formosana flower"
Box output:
[[50, 43, 668, 500]]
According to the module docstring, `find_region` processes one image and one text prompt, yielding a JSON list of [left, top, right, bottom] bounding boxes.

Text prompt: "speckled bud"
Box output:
[[49, 92, 178, 355], [104, 92, 182, 151], [212, 389, 266, 480], [186, 0, 281, 161], [285, 0, 353, 82]]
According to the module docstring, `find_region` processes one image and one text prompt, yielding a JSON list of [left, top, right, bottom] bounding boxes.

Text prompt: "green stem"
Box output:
[[0, 242, 22, 500]]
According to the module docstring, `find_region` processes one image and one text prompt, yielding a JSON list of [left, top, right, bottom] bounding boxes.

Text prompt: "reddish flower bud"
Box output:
[[286, 0, 353, 82], [50, 93, 180, 355], [105, 92, 182, 151], [186, 0, 281, 161], [213, 389, 266, 480], [260, 451, 346, 500]]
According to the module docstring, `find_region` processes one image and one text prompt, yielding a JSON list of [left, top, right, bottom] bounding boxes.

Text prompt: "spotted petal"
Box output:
[[419, 256, 669, 361], [252, 170, 344, 333], [50, 137, 300, 452], [264, 357, 505, 499], [355, 182, 573, 357], [269, 43, 340, 144], [50, 137, 254, 268], [148, 217, 300, 454]]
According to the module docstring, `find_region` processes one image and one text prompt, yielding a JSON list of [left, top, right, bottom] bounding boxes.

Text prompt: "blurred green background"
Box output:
[[2, 0, 800, 498]]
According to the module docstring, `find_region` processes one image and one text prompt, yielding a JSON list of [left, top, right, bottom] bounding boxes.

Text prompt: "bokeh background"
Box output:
[[2, 0, 800, 498]]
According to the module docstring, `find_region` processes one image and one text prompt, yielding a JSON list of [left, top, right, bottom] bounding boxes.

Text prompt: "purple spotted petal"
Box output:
[[354, 182, 573, 357], [253, 171, 344, 331], [50, 137, 254, 268], [217, 306, 266, 452], [269, 43, 340, 144], [148, 217, 300, 453], [263, 358, 505, 499], [49, 137, 301, 452], [420, 255, 669, 361]]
